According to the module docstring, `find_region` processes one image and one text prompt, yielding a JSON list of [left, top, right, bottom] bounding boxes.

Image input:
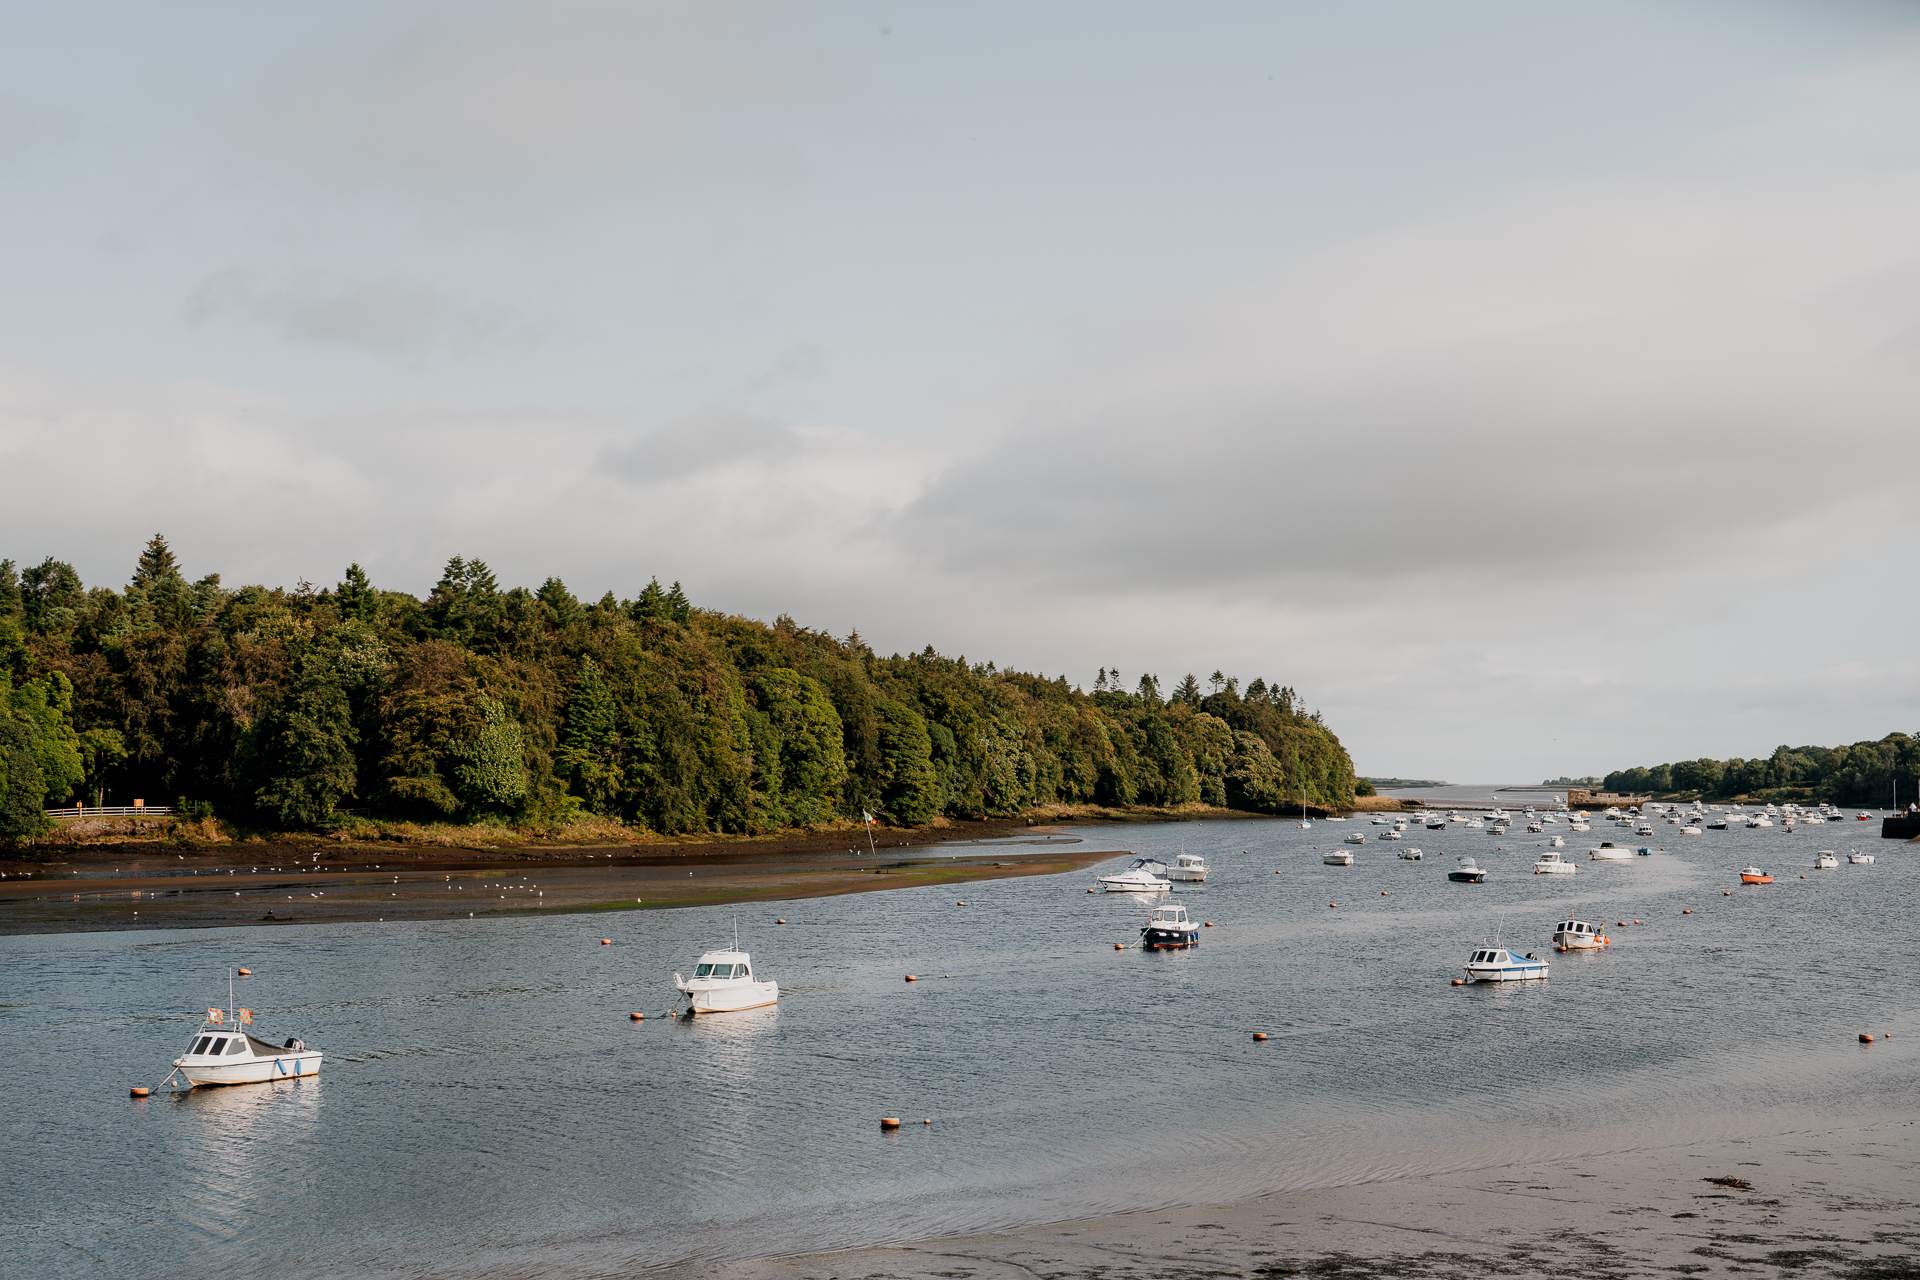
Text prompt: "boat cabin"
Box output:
[[689, 950, 756, 982]]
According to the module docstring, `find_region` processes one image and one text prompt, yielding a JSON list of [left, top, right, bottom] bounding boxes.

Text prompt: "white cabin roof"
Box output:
[[696, 949, 751, 964]]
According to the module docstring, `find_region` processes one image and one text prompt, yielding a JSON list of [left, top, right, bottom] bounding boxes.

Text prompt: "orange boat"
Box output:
[[1739, 866, 1773, 884]]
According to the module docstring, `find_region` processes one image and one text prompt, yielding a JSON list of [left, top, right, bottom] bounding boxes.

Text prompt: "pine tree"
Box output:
[[0, 560, 19, 619], [132, 534, 180, 588], [1175, 673, 1202, 704], [336, 564, 377, 622], [666, 581, 691, 624], [633, 577, 670, 621], [556, 658, 622, 813]]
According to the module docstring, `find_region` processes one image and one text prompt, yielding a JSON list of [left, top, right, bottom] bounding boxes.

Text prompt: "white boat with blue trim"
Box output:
[[1140, 901, 1202, 949], [1464, 945, 1549, 982]]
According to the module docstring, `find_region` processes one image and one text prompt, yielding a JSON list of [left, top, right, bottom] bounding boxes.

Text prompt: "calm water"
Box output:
[[3, 817, 1915, 1279]]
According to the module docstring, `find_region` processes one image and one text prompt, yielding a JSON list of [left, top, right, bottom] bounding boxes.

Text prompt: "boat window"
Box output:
[[710, 964, 735, 978], [694, 964, 713, 977], [192, 1036, 212, 1054], [226, 1037, 247, 1055], [209, 1038, 229, 1055]]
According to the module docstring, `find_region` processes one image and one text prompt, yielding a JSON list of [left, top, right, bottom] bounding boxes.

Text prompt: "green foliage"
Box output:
[[0, 717, 47, 841], [0, 534, 1361, 833], [4, 672, 85, 806], [1603, 733, 1918, 805]]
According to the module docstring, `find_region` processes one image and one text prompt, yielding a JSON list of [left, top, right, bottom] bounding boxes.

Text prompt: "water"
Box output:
[[3, 818, 1914, 1278]]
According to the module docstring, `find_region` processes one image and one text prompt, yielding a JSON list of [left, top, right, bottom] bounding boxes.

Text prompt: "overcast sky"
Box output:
[[3, 1, 1918, 781]]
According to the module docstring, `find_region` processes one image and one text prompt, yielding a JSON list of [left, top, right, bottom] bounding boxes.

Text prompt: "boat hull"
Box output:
[[1323, 853, 1354, 866], [683, 981, 780, 1014], [179, 1050, 323, 1086], [1739, 873, 1772, 884], [1447, 871, 1487, 882], [1464, 962, 1548, 982], [1140, 927, 1201, 949]]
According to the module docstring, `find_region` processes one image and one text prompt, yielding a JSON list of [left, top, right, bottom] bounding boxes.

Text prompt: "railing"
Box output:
[[43, 806, 175, 820]]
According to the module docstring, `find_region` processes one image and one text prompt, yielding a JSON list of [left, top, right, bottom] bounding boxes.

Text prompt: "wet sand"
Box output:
[[672, 1121, 1919, 1280], [0, 820, 1119, 934]]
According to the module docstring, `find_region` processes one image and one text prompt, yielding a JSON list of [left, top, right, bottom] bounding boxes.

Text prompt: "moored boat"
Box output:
[[169, 974, 322, 1087], [1588, 842, 1632, 860], [675, 947, 779, 1014], [1323, 849, 1355, 866], [1097, 857, 1172, 892], [1167, 852, 1208, 882], [1139, 901, 1202, 949], [1463, 945, 1548, 982], [1447, 856, 1488, 883], [1849, 852, 1875, 865], [1532, 851, 1576, 875], [1343, 831, 1367, 845], [1738, 866, 1773, 884], [1552, 919, 1608, 950], [1398, 847, 1423, 860], [1812, 851, 1838, 869]]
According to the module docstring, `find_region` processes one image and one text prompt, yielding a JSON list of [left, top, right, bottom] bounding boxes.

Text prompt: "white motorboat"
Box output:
[[1139, 901, 1202, 949], [169, 974, 322, 1087], [1380, 829, 1403, 841], [1569, 822, 1591, 832], [1343, 831, 1367, 844], [1706, 818, 1730, 830], [675, 946, 779, 1014], [1097, 857, 1172, 893], [1323, 849, 1355, 866], [1398, 847, 1423, 860], [1634, 824, 1654, 836], [1812, 851, 1838, 869], [1532, 851, 1576, 875], [1849, 852, 1875, 865], [1167, 852, 1208, 882], [1588, 843, 1632, 860], [1371, 815, 1391, 825], [1681, 825, 1703, 835], [1549, 834, 1566, 848], [1746, 816, 1773, 828], [1526, 823, 1543, 834], [1552, 919, 1608, 951], [1426, 821, 1447, 830], [1447, 856, 1487, 883], [1463, 945, 1548, 982]]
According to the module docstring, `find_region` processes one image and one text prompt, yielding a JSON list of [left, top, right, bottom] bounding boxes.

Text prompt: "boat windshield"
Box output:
[[694, 964, 713, 977]]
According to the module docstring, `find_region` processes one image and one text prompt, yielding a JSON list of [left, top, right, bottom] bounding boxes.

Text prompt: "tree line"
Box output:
[[0, 537, 1357, 843], [1602, 734, 1917, 805]]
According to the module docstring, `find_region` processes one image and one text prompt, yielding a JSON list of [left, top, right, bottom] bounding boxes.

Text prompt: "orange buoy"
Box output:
[[1252, 1032, 1268, 1041], [924, 1118, 932, 1124], [956, 901, 966, 906], [130, 1086, 150, 1097], [630, 1012, 644, 1020], [1381, 891, 1389, 895], [237, 967, 252, 976], [601, 939, 612, 945], [904, 974, 916, 981], [1087, 887, 1096, 893], [1114, 942, 1125, 950], [1683, 909, 1692, 914], [1204, 922, 1213, 927], [1634, 920, 1641, 925], [881, 1116, 901, 1128], [777, 918, 787, 924], [1725, 891, 1732, 895], [1451, 978, 1464, 986], [1329, 903, 1337, 908], [1860, 1033, 1875, 1043]]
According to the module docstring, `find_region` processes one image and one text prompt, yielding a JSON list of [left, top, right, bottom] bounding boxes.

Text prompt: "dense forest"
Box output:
[[0, 537, 1357, 844], [1602, 735, 1917, 806]]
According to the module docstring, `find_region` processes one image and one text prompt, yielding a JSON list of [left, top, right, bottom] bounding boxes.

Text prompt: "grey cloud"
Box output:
[[598, 405, 803, 482], [185, 269, 546, 365], [893, 177, 1920, 599], [0, 96, 72, 159], [226, 0, 833, 191]]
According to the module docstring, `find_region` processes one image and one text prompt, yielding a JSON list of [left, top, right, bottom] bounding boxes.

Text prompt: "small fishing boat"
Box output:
[[1463, 945, 1548, 982], [1553, 919, 1607, 950], [1323, 849, 1355, 866], [167, 974, 322, 1087], [1097, 857, 1172, 893], [1448, 856, 1488, 883], [1532, 851, 1576, 875], [1681, 825, 1703, 835], [1588, 843, 1632, 860], [1380, 829, 1403, 841], [1549, 834, 1566, 847], [1739, 866, 1773, 884], [1849, 852, 1875, 865], [1398, 848, 1423, 860], [1569, 821, 1591, 832], [1167, 852, 1208, 882], [1746, 816, 1773, 828], [1343, 831, 1367, 845], [675, 943, 779, 1014], [1812, 851, 1838, 869], [1427, 821, 1447, 830], [1139, 901, 1202, 949], [1526, 822, 1543, 834]]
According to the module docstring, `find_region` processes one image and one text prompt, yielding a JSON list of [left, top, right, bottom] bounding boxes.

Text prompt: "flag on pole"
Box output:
[[207, 1007, 223, 1023], [862, 810, 875, 827], [238, 1008, 253, 1024]]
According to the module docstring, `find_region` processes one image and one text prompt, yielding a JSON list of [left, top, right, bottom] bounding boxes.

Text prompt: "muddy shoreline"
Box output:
[[0, 814, 1170, 934]]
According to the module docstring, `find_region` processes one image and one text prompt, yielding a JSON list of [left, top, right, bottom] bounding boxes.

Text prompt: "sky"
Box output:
[[3, 0, 1918, 782]]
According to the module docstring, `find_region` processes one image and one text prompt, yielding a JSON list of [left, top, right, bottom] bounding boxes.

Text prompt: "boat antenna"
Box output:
[[733, 913, 739, 952], [228, 968, 235, 1027]]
